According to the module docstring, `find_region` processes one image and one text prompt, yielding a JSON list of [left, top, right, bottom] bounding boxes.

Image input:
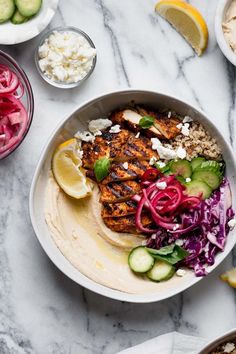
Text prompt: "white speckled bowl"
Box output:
[[215, 0, 236, 66], [29, 89, 236, 303], [0, 0, 59, 45], [199, 329, 236, 353]]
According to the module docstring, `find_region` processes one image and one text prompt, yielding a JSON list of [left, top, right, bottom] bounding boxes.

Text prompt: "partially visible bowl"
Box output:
[[215, 0, 236, 66], [35, 26, 97, 89], [29, 89, 236, 303], [0, 50, 34, 160], [199, 328, 236, 353]]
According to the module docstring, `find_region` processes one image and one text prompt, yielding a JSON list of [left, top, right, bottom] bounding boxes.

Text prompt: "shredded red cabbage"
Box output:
[[146, 178, 234, 277]]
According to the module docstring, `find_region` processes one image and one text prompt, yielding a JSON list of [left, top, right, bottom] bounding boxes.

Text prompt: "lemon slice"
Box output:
[[155, 0, 208, 56], [220, 268, 236, 288], [52, 138, 93, 199]]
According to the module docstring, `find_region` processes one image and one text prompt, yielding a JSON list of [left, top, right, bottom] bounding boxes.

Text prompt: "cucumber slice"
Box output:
[[147, 260, 175, 282], [192, 170, 221, 190], [128, 247, 154, 273], [11, 9, 29, 24], [170, 160, 192, 178], [0, 0, 15, 23], [185, 180, 212, 200], [15, 0, 42, 17], [195, 160, 222, 176], [191, 157, 205, 171]]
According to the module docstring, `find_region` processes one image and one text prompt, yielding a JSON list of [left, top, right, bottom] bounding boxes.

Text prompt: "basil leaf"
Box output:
[[148, 245, 189, 265], [94, 158, 110, 182], [139, 115, 154, 129], [146, 244, 175, 256]]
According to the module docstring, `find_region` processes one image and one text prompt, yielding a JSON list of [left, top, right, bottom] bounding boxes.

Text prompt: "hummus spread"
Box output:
[[222, 0, 236, 53], [45, 174, 187, 294]]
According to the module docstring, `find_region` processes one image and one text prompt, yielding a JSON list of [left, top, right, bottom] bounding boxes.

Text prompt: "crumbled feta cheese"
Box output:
[[176, 269, 186, 277], [151, 137, 162, 150], [75, 131, 95, 142], [123, 162, 128, 170], [141, 240, 147, 246], [38, 30, 96, 84], [135, 132, 140, 138], [149, 156, 158, 165], [176, 123, 183, 130], [176, 122, 190, 136], [156, 145, 177, 160], [175, 239, 184, 246], [109, 125, 121, 133], [223, 343, 235, 353], [183, 116, 193, 123], [88, 119, 112, 134], [168, 111, 172, 118], [185, 177, 191, 183], [228, 218, 236, 229], [176, 146, 187, 159], [181, 123, 190, 136], [156, 181, 167, 190], [151, 234, 156, 239], [156, 161, 166, 168], [173, 224, 180, 231]]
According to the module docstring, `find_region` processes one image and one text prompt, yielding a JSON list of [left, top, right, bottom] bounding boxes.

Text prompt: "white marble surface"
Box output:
[[0, 1, 236, 353]]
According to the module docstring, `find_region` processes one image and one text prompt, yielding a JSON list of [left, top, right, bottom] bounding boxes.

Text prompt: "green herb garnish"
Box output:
[[146, 245, 189, 265], [139, 115, 155, 129], [94, 157, 111, 182]]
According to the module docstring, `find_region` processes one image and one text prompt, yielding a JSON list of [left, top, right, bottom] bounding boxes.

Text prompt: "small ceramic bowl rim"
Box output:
[[29, 89, 236, 303], [0, 50, 34, 160], [215, 0, 236, 66], [35, 26, 97, 89], [199, 328, 236, 353]]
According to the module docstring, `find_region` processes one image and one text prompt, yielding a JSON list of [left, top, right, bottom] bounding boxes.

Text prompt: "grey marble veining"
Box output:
[[0, 1, 236, 353]]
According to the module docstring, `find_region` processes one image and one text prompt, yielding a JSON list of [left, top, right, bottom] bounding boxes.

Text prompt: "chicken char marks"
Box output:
[[82, 107, 180, 234]]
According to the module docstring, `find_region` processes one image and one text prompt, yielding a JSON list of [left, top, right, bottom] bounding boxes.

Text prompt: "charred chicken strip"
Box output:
[[101, 200, 137, 218], [99, 180, 141, 204], [103, 214, 153, 234]]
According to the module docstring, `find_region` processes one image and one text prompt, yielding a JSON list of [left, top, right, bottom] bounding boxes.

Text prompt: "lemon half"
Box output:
[[220, 268, 236, 288], [52, 138, 93, 199], [155, 0, 208, 56]]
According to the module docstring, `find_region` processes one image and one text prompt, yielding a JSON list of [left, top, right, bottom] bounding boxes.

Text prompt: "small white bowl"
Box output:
[[215, 0, 236, 66], [199, 328, 236, 353], [29, 89, 236, 303], [0, 0, 59, 45]]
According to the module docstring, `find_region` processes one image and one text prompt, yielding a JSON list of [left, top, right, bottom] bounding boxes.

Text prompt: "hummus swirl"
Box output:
[[223, 0, 236, 53]]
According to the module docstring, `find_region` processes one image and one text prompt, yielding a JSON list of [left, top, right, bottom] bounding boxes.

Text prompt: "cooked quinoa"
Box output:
[[210, 340, 236, 353], [169, 122, 222, 161]]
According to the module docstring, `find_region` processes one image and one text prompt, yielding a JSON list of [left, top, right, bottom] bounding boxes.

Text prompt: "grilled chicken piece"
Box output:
[[82, 129, 130, 168], [111, 109, 163, 137], [101, 200, 137, 218], [136, 106, 181, 140], [103, 214, 153, 233], [116, 134, 158, 161], [99, 180, 141, 203], [101, 160, 150, 184]]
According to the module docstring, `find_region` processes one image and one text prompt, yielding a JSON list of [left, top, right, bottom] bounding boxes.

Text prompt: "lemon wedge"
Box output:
[[52, 138, 93, 199], [220, 268, 236, 288], [155, 0, 208, 56]]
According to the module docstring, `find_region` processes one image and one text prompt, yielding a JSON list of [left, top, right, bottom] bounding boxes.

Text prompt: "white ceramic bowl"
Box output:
[[215, 0, 236, 66], [29, 89, 236, 303], [199, 328, 236, 353], [0, 0, 59, 45]]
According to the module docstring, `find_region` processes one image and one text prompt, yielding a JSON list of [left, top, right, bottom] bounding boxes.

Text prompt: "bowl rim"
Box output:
[[0, 50, 34, 160], [34, 26, 97, 89], [215, 0, 236, 66], [199, 328, 236, 353], [29, 88, 236, 303]]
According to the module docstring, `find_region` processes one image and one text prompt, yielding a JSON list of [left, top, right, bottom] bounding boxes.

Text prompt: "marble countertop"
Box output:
[[0, 1, 236, 353]]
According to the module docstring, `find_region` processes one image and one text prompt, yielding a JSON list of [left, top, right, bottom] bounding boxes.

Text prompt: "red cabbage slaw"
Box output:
[[0, 64, 29, 158], [133, 170, 234, 276]]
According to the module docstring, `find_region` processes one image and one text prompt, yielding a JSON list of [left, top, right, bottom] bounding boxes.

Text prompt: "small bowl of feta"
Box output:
[[35, 26, 97, 89]]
